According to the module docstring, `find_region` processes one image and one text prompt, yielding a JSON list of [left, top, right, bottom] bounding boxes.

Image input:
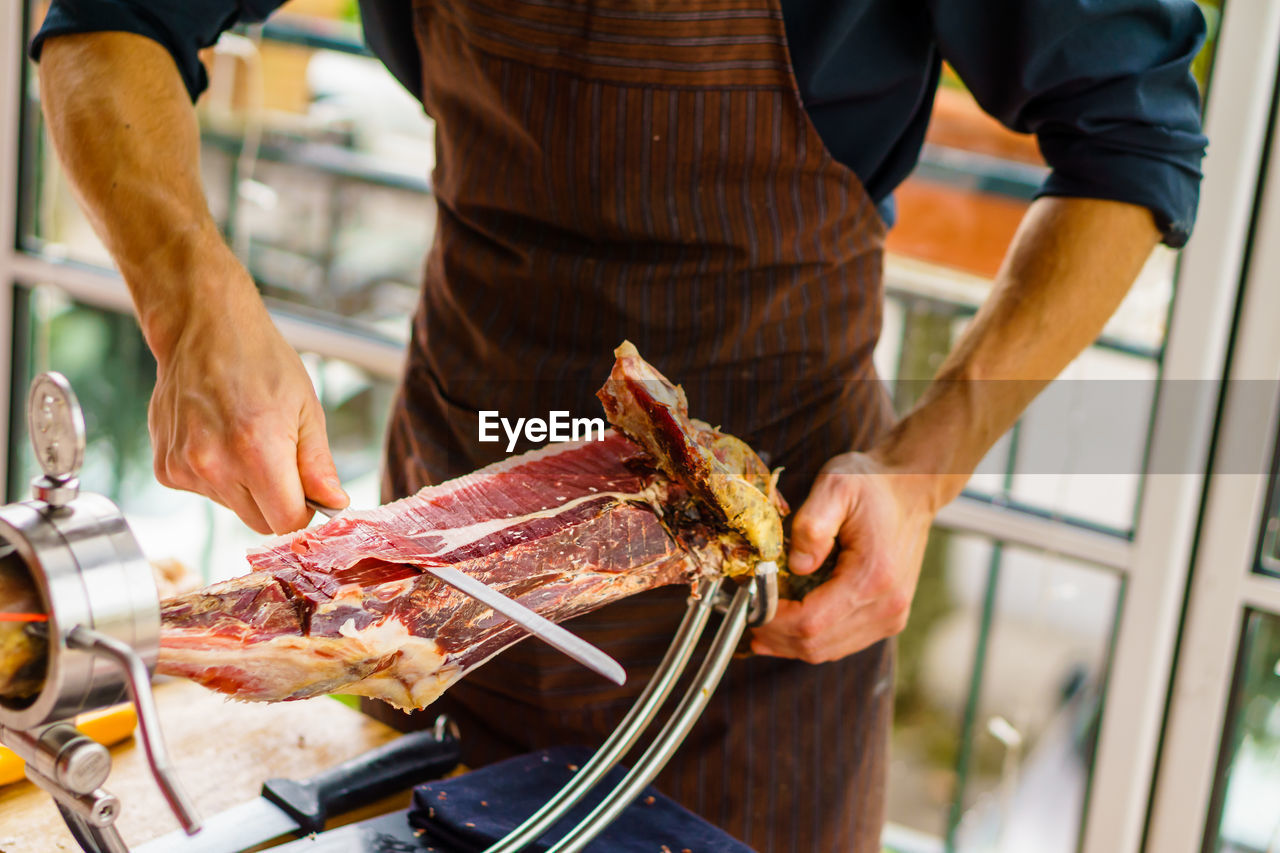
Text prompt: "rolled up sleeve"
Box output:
[[929, 0, 1209, 247], [30, 0, 287, 102]]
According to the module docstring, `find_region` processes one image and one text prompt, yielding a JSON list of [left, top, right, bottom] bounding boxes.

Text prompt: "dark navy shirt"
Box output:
[[31, 0, 1208, 246]]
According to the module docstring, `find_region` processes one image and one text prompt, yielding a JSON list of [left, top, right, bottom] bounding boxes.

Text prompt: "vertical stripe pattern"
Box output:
[[373, 0, 896, 849]]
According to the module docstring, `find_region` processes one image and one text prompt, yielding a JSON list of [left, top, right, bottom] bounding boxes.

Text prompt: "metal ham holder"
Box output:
[[485, 560, 779, 853], [0, 373, 201, 853]]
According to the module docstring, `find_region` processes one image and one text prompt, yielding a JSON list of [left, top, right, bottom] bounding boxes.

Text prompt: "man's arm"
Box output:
[[39, 32, 348, 534], [752, 196, 1159, 661]]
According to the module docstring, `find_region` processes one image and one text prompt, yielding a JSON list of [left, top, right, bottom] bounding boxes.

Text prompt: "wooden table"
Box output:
[[0, 680, 408, 853]]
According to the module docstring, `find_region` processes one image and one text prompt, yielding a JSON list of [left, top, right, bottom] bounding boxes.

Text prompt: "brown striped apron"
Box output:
[[373, 0, 898, 848]]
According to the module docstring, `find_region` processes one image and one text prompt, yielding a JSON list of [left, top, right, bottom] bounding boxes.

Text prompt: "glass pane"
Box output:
[[886, 532, 1122, 850], [888, 530, 988, 841], [950, 546, 1121, 852], [877, 298, 1160, 535], [21, 1, 112, 269], [1006, 348, 1158, 533], [1210, 611, 1280, 852], [7, 284, 396, 584]]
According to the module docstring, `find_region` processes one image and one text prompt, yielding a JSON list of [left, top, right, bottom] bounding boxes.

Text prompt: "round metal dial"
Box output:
[[27, 373, 86, 480]]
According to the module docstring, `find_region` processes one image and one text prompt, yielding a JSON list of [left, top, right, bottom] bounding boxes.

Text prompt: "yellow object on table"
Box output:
[[0, 704, 138, 786]]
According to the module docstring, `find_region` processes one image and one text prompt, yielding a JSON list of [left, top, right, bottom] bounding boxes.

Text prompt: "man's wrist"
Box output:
[[868, 406, 976, 515], [125, 228, 260, 361]]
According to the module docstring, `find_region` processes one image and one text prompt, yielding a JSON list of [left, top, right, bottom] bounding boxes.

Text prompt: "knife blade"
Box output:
[[136, 725, 461, 853], [306, 499, 627, 686]]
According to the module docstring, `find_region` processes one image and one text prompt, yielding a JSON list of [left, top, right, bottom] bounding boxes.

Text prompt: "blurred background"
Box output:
[[5, 1, 1280, 852]]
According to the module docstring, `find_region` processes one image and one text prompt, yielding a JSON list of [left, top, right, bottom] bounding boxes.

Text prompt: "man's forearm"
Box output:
[[38, 32, 256, 358], [874, 196, 1161, 509]]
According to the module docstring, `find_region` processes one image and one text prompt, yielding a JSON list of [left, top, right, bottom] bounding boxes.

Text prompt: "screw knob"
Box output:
[[27, 373, 86, 507]]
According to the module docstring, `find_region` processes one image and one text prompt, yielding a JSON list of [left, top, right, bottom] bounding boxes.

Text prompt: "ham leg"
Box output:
[[157, 343, 785, 709]]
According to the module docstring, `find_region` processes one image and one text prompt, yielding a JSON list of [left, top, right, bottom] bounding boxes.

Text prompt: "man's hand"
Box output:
[[149, 278, 348, 535], [751, 453, 936, 663]]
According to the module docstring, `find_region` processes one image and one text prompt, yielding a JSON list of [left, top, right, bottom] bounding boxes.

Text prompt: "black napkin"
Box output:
[[408, 746, 753, 852]]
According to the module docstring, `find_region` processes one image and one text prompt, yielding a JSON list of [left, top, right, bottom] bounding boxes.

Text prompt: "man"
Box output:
[[31, 0, 1206, 848]]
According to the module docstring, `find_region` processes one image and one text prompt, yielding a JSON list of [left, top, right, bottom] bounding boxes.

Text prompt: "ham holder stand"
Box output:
[[0, 372, 779, 853], [0, 372, 201, 852], [483, 561, 777, 853]]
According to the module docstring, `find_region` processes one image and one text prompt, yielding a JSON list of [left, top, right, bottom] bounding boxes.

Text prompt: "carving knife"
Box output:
[[306, 499, 626, 686], [135, 723, 461, 853]]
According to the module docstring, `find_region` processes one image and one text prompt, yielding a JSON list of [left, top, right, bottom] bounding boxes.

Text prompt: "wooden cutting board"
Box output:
[[0, 679, 405, 853]]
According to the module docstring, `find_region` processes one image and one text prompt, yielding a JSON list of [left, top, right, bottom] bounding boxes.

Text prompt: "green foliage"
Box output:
[[1191, 1, 1222, 94]]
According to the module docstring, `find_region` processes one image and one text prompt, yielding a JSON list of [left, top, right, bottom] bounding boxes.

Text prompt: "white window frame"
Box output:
[[1145, 13, 1280, 846], [1081, 2, 1280, 850]]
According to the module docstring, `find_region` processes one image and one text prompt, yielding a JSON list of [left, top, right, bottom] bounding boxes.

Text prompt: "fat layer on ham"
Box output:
[[157, 344, 786, 709]]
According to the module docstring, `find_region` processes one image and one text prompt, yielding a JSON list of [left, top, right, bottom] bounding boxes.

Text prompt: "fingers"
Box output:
[[238, 433, 313, 534], [143, 295, 343, 535], [753, 548, 911, 664], [751, 600, 860, 662], [219, 483, 274, 536], [750, 600, 892, 663], [787, 472, 849, 575], [154, 437, 276, 535], [751, 586, 878, 663], [297, 406, 348, 510], [151, 400, 332, 536]]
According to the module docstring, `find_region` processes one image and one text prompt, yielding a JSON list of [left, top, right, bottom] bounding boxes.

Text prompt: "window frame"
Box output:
[[1145, 14, 1280, 845]]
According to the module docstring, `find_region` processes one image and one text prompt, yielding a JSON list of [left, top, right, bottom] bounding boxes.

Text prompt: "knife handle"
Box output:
[[261, 722, 462, 835]]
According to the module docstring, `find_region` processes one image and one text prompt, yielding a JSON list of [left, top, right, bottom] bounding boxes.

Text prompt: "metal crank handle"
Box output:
[[1, 722, 112, 796], [67, 626, 202, 835], [32, 777, 121, 828]]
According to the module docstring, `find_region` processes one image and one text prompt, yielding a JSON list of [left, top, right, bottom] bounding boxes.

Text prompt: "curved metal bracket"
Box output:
[[485, 576, 724, 853], [67, 626, 202, 835], [546, 583, 753, 853], [486, 573, 760, 853]]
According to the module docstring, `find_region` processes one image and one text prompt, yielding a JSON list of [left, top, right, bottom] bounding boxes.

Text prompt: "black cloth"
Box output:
[[407, 746, 754, 852], [30, 0, 1208, 247]]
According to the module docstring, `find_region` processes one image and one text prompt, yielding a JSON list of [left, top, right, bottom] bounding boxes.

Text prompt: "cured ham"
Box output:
[[151, 343, 787, 709], [0, 551, 46, 700]]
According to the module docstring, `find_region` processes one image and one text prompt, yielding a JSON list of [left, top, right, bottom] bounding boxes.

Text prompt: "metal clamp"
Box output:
[[0, 372, 201, 852], [2, 720, 127, 852]]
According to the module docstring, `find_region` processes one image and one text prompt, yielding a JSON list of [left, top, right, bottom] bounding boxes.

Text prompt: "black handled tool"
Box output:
[[135, 717, 460, 853]]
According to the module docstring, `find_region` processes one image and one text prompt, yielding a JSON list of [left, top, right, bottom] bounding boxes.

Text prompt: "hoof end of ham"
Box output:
[[600, 340, 788, 563], [157, 344, 787, 709]]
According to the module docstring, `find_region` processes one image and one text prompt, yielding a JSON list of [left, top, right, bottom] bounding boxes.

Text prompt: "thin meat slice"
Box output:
[[156, 344, 783, 709]]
